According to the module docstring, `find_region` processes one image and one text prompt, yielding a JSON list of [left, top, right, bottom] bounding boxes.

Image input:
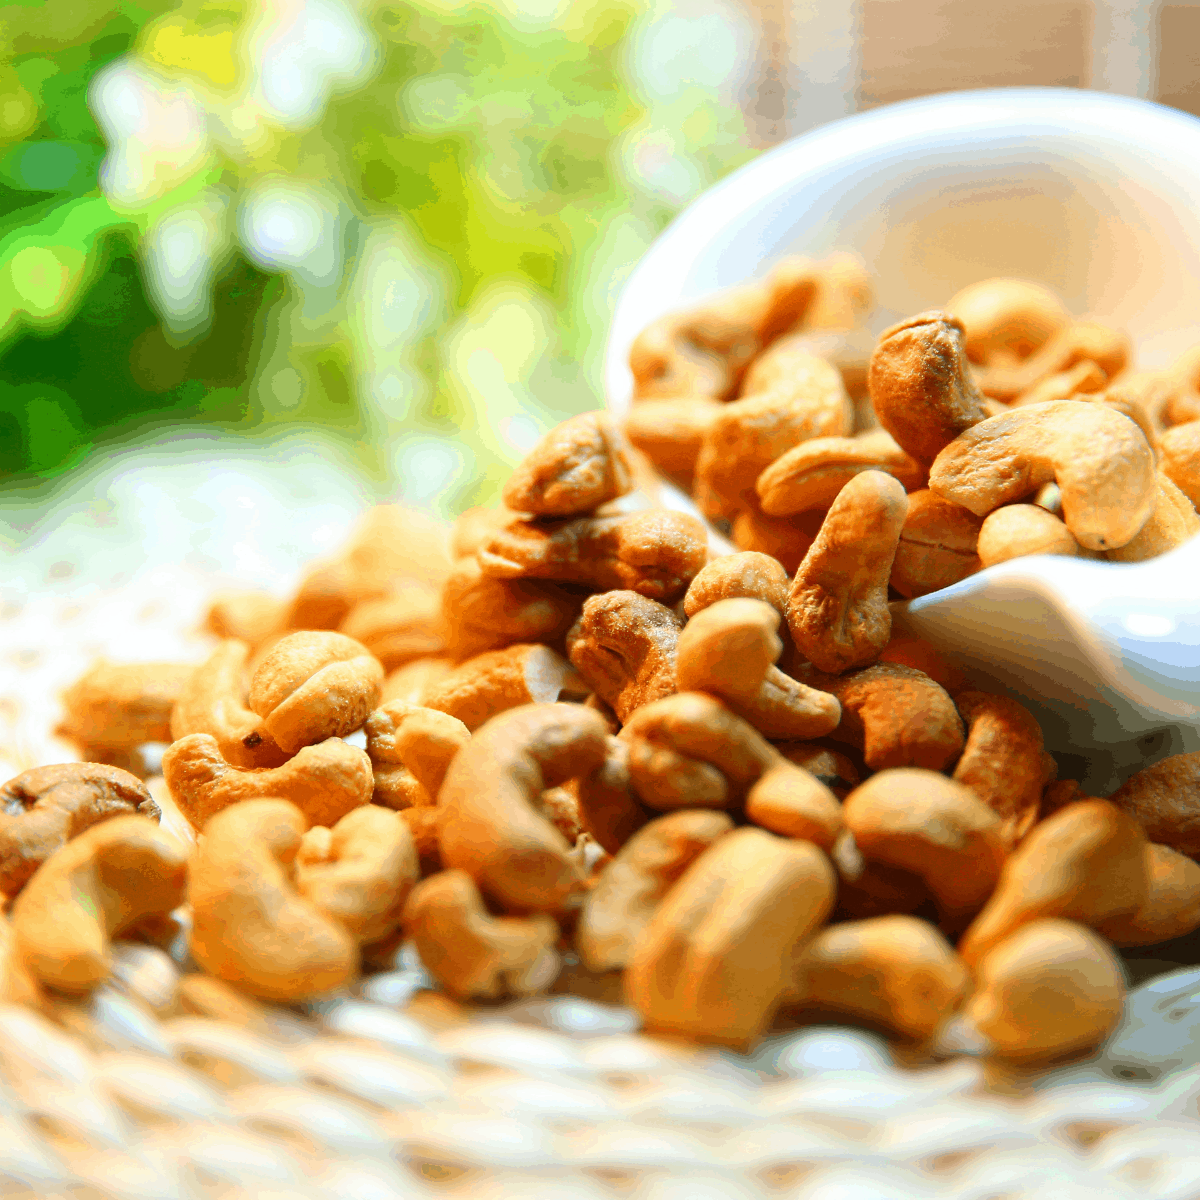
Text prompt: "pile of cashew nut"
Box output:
[[6, 260, 1199, 1077]]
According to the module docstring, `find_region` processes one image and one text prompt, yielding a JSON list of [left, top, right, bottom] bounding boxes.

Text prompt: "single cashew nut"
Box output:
[[624, 399, 720, 482], [170, 640, 289, 769], [205, 590, 286, 649], [792, 915, 969, 1041], [927, 401, 1156, 551], [952, 691, 1053, 847], [364, 702, 470, 802], [625, 827, 836, 1048], [957, 798, 1149, 966], [620, 693, 778, 811], [976, 320, 1131, 403], [423, 643, 584, 732], [404, 869, 560, 1000], [503, 411, 633, 517], [380, 656, 454, 705], [12, 815, 187, 995], [842, 769, 1007, 932], [731, 504, 823, 573], [976, 503, 1084, 567], [247, 631, 383, 755], [954, 919, 1124, 1063], [0, 763, 155, 896], [1159, 420, 1200, 510], [787, 471, 909, 673], [867, 311, 990, 463], [1109, 750, 1200, 857], [1095, 842, 1200, 948], [744, 760, 843, 850], [438, 703, 609, 912], [683, 552, 790, 621], [888, 488, 984, 598], [1011, 358, 1107, 407], [566, 591, 681, 722], [676, 599, 841, 739], [570, 735, 650, 855], [946, 278, 1069, 365], [337, 587, 444, 672], [162, 733, 372, 831], [294, 805, 418, 945], [575, 809, 734, 972], [188, 799, 357, 1001], [58, 660, 195, 753], [1106, 472, 1200, 563]]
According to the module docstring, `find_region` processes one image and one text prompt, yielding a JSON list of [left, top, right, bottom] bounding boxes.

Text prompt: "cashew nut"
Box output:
[[975, 320, 1131, 403], [777, 743, 860, 796], [162, 733, 372, 830], [888, 488, 983, 598], [976, 503, 1084, 567], [946, 278, 1069, 366], [831, 830, 930, 920], [744, 759, 843, 850], [438, 703, 609, 912], [12, 815, 187, 995], [1160, 419, 1200, 510], [623, 398, 719, 484], [730, 504, 823, 573], [683, 551, 790, 621], [1106, 471, 1200, 562], [1095, 842, 1200, 948], [204, 589, 286, 649], [927, 401, 1156, 551], [380, 656, 454, 705], [1109, 749, 1200, 857], [1011, 358, 1107, 407], [188, 799, 357, 1001], [364, 702, 469, 803], [58, 660, 194, 755], [570, 735, 650, 855], [337, 586, 444, 672]]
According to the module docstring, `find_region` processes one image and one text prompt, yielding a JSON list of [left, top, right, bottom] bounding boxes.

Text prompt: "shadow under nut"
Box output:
[[928, 401, 1156, 551]]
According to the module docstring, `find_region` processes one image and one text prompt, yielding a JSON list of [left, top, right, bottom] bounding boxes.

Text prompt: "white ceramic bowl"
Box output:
[[605, 87, 1200, 792]]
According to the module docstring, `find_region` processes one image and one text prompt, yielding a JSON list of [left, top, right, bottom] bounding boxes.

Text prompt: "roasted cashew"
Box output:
[[477, 509, 707, 604], [1095, 842, 1200, 948], [620, 692, 777, 811], [731, 504, 823, 573], [438, 703, 610, 912], [957, 798, 1149, 966], [757, 429, 925, 516], [364, 702, 470, 802], [570, 735, 650, 855], [867, 311, 990, 463], [777, 743, 860, 796], [675, 598, 841, 739], [976, 503, 1083, 567], [831, 831, 930, 920], [888, 488, 983, 598], [338, 586, 444, 672], [204, 590, 286, 649], [188, 799, 357, 1001], [744, 759, 843, 850], [575, 809, 733, 972], [623, 399, 720, 484], [928, 400, 1156, 551], [683, 551, 790, 621], [945, 278, 1070, 366], [1160, 420, 1200, 509], [975, 320, 1131, 403], [624, 826, 836, 1048], [1010, 358, 1107, 407], [294, 806, 418, 945], [380, 656, 454, 705], [502, 411, 633, 517], [169, 639, 289, 769], [12, 815, 187, 995], [162, 733, 372, 831], [423, 643, 584, 732], [842, 768, 1006, 932], [786, 471, 909, 672], [0, 763, 155, 896], [792, 916, 968, 1041], [692, 339, 852, 519], [952, 691, 1054, 847], [1109, 749, 1200, 856], [404, 869, 560, 1000], [1106, 471, 1200, 562], [58, 660, 194, 754], [566, 590, 681, 722], [809, 662, 965, 772]]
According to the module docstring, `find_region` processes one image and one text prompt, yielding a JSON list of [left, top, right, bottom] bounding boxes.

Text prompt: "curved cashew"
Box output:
[[975, 320, 1131, 403], [956, 798, 1149, 966], [620, 693, 777, 811], [1109, 749, 1200, 857], [477, 509, 707, 604], [624, 398, 720, 483], [787, 471, 909, 673], [624, 826, 836, 1048], [12, 815, 187, 995], [1011, 358, 1107, 407], [842, 769, 1007, 931], [976, 503, 1083, 567], [170, 640, 289, 769], [946, 278, 1069, 366], [364, 702, 470, 801], [757, 429, 926, 516], [0, 763, 155, 896], [188, 799, 357, 1001], [793, 915, 968, 1041], [570, 736, 650, 856], [575, 809, 734, 972], [877, 631, 966, 694], [927, 401, 1156, 551], [399, 807, 442, 878], [867, 311, 990, 463], [1095, 842, 1200, 948], [423, 643, 584, 732], [338, 587, 444, 672], [744, 760, 843, 850], [1106, 472, 1200, 562], [566, 591, 680, 722], [247, 631, 383, 755], [888, 488, 983, 598], [952, 691, 1054, 847], [731, 504, 823, 573], [683, 552, 790, 621], [58, 660, 194, 754], [438, 703, 609, 912], [162, 733, 372, 831], [380, 656, 454, 705], [502, 411, 633, 517], [809, 662, 965, 772], [676, 599, 841, 739], [1160, 420, 1200, 510], [693, 340, 852, 519], [294, 806, 418, 945], [205, 589, 285, 649], [953, 920, 1124, 1064], [404, 869, 560, 1000]]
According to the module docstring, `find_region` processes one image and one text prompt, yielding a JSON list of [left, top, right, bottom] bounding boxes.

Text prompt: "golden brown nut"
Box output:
[[1106, 472, 1200, 562], [787, 471, 909, 673], [889, 489, 983, 598], [566, 591, 680, 723], [58, 661, 194, 753], [380, 656, 454, 705], [683, 552, 790, 621], [623, 399, 720, 483], [928, 400, 1156, 551], [1010, 359, 1106, 407], [0, 763, 154, 896], [831, 830, 930, 920], [946, 278, 1070, 365], [477, 509, 707, 604], [503, 411, 633, 517], [730, 505, 822, 573], [625, 826, 836, 1048], [338, 587, 444, 672], [777, 743, 861, 796], [1109, 750, 1200, 856], [1159, 420, 1200, 509], [569, 736, 650, 856], [976, 504, 1083, 567], [976, 321, 1132, 403], [867, 311, 990, 463], [204, 590, 286, 649], [1096, 842, 1200, 948], [247, 631, 383, 755], [743, 760, 843, 850], [364, 702, 470, 803]]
